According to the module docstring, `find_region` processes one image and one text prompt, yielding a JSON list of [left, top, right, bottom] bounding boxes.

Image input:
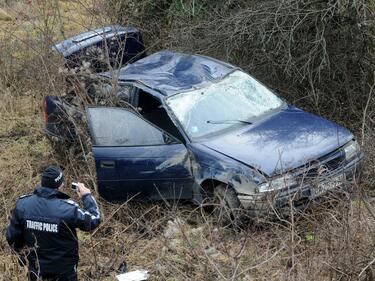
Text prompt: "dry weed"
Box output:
[[0, 0, 374, 280]]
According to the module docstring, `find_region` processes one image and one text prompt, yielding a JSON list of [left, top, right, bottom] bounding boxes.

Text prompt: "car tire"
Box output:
[[208, 183, 242, 227]]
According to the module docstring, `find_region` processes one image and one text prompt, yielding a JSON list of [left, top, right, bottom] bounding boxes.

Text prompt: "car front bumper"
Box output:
[[237, 155, 363, 217]]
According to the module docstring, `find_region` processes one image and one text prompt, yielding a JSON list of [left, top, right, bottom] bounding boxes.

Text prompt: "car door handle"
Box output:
[[100, 161, 115, 169]]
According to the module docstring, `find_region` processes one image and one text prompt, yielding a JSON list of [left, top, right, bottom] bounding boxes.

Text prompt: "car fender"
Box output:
[[188, 144, 261, 196]]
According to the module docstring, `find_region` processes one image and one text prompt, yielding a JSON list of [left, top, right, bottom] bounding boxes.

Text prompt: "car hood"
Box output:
[[201, 106, 353, 177]]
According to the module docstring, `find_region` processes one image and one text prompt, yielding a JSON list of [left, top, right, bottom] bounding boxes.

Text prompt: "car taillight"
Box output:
[[43, 99, 48, 123]]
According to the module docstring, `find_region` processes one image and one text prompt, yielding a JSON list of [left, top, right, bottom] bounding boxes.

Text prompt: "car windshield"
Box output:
[[166, 70, 284, 139]]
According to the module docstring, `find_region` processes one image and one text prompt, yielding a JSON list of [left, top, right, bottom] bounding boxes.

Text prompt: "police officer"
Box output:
[[6, 165, 101, 281]]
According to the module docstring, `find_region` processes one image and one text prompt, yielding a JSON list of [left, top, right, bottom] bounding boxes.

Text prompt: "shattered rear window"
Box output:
[[166, 70, 284, 139]]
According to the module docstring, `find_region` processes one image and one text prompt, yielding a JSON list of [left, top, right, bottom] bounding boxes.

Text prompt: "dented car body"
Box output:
[[45, 26, 363, 215]]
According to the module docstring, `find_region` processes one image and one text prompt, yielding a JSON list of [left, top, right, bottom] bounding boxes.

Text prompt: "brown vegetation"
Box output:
[[0, 0, 374, 280]]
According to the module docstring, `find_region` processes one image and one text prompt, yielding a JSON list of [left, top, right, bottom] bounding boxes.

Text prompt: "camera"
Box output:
[[71, 182, 79, 192]]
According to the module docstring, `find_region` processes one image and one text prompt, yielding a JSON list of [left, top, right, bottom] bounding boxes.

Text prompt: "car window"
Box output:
[[166, 70, 284, 139], [116, 84, 133, 102], [87, 107, 166, 146], [130, 88, 185, 142]]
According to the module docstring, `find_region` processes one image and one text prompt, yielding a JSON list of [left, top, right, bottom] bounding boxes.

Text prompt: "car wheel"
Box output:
[[207, 183, 242, 227]]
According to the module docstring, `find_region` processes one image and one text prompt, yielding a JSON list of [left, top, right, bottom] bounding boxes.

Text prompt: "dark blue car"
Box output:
[[45, 26, 363, 216]]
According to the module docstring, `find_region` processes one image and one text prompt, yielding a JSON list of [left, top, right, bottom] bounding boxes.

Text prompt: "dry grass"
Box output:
[[0, 0, 374, 280]]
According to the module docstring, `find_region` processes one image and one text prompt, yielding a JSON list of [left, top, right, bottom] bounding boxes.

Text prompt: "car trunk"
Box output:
[[53, 25, 146, 73]]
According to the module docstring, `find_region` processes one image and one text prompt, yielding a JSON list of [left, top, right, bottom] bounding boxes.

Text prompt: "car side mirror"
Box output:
[[163, 133, 177, 145]]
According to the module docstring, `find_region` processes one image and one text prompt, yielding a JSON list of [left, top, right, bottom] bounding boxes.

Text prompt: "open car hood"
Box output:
[[201, 106, 353, 177]]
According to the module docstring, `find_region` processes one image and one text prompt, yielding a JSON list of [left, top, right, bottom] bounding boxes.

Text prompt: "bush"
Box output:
[[108, 0, 374, 127]]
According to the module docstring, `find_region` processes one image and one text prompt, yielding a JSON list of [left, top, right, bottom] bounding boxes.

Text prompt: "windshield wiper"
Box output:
[[206, 119, 253, 125]]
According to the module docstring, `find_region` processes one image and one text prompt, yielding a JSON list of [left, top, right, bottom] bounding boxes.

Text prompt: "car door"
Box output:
[[87, 107, 194, 201]]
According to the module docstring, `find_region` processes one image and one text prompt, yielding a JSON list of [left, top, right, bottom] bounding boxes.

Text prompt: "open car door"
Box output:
[[87, 107, 194, 202]]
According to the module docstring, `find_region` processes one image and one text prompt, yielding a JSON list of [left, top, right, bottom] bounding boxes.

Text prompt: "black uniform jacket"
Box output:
[[6, 186, 101, 274]]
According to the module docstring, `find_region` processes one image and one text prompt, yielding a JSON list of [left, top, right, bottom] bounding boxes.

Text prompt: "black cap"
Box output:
[[41, 165, 64, 189]]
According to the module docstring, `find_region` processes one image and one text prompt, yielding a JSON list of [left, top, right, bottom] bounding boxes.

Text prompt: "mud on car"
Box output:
[[44, 25, 364, 218]]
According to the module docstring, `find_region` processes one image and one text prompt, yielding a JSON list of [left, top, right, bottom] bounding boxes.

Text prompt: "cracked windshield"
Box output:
[[166, 70, 284, 139]]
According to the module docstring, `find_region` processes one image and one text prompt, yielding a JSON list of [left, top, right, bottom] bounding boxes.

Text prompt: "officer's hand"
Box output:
[[77, 183, 91, 199]]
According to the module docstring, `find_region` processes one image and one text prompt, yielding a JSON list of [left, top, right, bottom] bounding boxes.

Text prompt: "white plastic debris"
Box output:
[[163, 217, 185, 239], [116, 270, 150, 281]]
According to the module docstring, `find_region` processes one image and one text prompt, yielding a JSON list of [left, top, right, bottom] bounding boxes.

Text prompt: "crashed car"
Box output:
[[44, 25, 364, 216]]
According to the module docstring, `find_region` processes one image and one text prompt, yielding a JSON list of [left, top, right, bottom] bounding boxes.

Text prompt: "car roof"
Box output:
[[100, 50, 237, 96]]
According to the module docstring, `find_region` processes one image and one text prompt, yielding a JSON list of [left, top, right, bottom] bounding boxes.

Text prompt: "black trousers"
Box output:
[[28, 267, 78, 281]]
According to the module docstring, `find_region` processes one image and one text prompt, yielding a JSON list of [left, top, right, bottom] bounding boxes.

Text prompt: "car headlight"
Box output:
[[343, 140, 360, 161], [256, 174, 297, 193]]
